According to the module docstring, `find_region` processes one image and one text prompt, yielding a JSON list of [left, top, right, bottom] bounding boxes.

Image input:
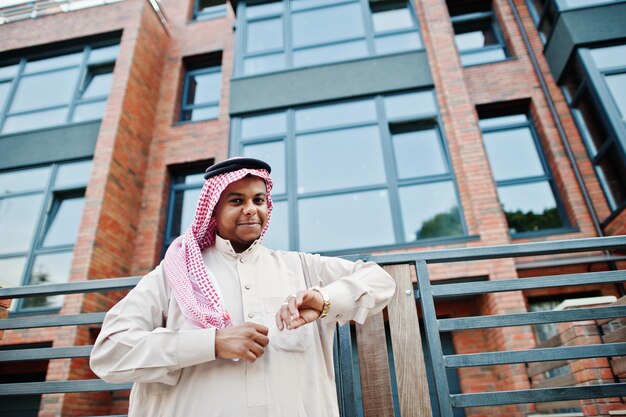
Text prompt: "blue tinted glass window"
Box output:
[[247, 18, 283, 53], [605, 73, 626, 119], [0, 161, 89, 311], [235, 90, 465, 252], [0, 257, 26, 288], [23, 252, 73, 309], [480, 113, 565, 234], [263, 200, 289, 250], [238, 0, 423, 76], [292, 3, 364, 48], [241, 112, 287, 138], [375, 32, 422, 54], [81, 71, 113, 99], [483, 128, 545, 181], [447, 0, 508, 66], [0, 44, 117, 134], [295, 99, 376, 131], [296, 126, 386, 194], [384, 91, 437, 119], [24, 52, 83, 74], [243, 141, 286, 195], [393, 127, 448, 179], [497, 181, 562, 234], [181, 64, 221, 122], [0, 194, 45, 254], [293, 40, 368, 68], [0, 166, 50, 195], [55, 160, 92, 188], [0, 82, 11, 109], [244, 53, 286, 75], [72, 101, 107, 123], [10, 68, 80, 112], [298, 190, 395, 252], [3, 108, 69, 134], [589, 44, 626, 70], [399, 181, 462, 240], [164, 169, 206, 251], [246, 1, 283, 18], [372, 7, 413, 32]]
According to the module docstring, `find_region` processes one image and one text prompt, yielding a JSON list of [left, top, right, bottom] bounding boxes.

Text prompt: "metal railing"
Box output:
[[1, 236, 625, 417]]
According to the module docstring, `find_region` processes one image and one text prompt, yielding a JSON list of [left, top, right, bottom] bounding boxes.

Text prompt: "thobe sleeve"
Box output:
[[300, 253, 396, 326], [90, 265, 216, 385]]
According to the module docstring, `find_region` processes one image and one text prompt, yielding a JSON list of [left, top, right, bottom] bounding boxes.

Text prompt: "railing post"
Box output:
[[416, 260, 454, 417]]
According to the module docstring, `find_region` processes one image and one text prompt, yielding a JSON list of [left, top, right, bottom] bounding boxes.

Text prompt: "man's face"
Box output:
[[213, 176, 268, 253]]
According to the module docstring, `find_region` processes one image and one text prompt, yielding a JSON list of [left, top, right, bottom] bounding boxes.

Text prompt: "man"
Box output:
[[90, 157, 396, 417]]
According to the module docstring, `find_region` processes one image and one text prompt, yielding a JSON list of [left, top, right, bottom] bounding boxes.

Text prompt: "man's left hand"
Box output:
[[275, 290, 324, 331]]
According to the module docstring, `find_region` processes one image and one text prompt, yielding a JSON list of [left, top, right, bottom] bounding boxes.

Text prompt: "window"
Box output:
[[163, 168, 206, 253], [236, 0, 423, 76], [180, 55, 222, 122], [447, 0, 508, 66], [561, 44, 626, 217], [479, 112, 567, 235], [193, 0, 227, 20], [0, 43, 118, 135], [527, 0, 624, 43], [0, 160, 91, 311], [234, 91, 466, 253]]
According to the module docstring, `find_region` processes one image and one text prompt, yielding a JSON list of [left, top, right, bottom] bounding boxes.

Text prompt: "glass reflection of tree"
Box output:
[[24, 264, 52, 308], [417, 207, 462, 240], [504, 207, 561, 234]]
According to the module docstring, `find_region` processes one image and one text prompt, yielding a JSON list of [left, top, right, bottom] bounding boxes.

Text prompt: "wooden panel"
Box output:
[[611, 357, 626, 375], [528, 360, 570, 377], [603, 326, 626, 344], [356, 312, 395, 417], [385, 264, 433, 417]]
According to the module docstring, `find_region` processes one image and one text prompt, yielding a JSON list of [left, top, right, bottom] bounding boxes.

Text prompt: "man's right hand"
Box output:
[[215, 322, 269, 362]]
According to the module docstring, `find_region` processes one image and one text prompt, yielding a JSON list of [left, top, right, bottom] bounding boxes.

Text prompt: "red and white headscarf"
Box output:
[[163, 168, 273, 329]]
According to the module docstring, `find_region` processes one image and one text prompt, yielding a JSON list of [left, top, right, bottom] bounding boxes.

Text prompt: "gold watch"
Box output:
[[309, 286, 330, 319]]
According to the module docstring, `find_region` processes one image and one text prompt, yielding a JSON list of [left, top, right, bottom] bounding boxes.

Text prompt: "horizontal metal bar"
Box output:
[[0, 345, 93, 362], [0, 312, 106, 330], [356, 236, 626, 265], [0, 276, 141, 300], [444, 342, 626, 368], [450, 383, 626, 407], [439, 305, 626, 331], [432, 270, 626, 297], [0, 379, 132, 396]]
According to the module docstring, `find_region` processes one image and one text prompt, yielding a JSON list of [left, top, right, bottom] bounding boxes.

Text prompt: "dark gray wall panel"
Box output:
[[545, 2, 626, 80], [0, 121, 100, 170], [230, 51, 433, 115]]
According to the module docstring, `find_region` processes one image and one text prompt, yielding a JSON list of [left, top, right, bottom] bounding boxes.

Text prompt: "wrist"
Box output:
[[309, 286, 330, 319]]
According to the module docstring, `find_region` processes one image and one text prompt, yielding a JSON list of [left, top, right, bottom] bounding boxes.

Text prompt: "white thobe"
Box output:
[[90, 236, 395, 417]]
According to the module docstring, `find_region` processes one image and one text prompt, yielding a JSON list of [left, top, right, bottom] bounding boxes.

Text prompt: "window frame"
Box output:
[[0, 159, 91, 314], [233, 0, 423, 78], [562, 46, 626, 219], [162, 166, 207, 256], [449, 9, 509, 67], [179, 64, 222, 123], [231, 90, 469, 254], [0, 42, 118, 135], [479, 113, 571, 237], [192, 0, 228, 21]]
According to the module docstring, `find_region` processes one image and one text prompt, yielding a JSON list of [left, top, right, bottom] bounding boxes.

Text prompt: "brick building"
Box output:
[[0, 0, 624, 416]]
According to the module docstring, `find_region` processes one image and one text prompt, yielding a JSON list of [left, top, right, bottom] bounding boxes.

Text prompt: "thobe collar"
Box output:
[[214, 234, 262, 260]]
